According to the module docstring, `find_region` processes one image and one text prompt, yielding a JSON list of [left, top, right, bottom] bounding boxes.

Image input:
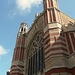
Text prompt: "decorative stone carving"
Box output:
[[63, 21, 75, 32]]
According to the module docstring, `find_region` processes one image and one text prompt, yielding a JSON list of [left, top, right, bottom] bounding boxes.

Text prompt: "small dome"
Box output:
[[21, 21, 28, 27]]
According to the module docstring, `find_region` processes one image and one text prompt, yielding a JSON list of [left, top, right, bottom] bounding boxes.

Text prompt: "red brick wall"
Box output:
[[65, 32, 75, 54], [45, 67, 71, 75]]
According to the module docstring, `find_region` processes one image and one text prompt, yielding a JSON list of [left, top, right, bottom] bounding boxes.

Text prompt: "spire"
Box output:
[[35, 12, 38, 19]]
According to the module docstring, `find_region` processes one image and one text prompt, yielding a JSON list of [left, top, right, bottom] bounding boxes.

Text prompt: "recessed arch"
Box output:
[[25, 30, 44, 75]]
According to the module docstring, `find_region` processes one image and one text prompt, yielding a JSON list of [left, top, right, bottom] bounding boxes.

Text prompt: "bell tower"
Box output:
[[10, 21, 28, 75], [43, 0, 70, 75]]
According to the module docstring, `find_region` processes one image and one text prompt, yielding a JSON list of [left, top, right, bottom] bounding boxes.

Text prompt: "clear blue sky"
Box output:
[[0, 0, 75, 75]]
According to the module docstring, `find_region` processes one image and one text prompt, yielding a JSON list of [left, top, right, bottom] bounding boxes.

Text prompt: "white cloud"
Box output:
[[16, 0, 42, 11], [8, 0, 42, 19], [0, 46, 8, 55]]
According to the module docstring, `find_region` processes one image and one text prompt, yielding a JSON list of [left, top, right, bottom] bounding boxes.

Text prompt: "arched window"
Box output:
[[28, 32, 44, 75], [24, 28, 26, 32], [21, 28, 23, 32]]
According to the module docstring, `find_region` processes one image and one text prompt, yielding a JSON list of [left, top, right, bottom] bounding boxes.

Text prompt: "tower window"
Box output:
[[21, 28, 23, 32], [24, 29, 26, 32]]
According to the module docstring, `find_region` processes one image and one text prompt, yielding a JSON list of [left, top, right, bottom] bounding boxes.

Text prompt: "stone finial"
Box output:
[[24, 20, 25, 23], [35, 12, 38, 18], [69, 21, 75, 26]]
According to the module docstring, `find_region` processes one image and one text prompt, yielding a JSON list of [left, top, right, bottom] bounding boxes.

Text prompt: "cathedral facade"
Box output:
[[10, 0, 75, 75]]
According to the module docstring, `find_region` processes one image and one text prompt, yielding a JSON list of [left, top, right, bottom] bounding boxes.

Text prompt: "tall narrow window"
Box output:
[[33, 55, 35, 74], [31, 57, 32, 75], [21, 28, 23, 32], [39, 49, 41, 71], [30, 58, 31, 75], [42, 47, 44, 72], [37, 51, 39, 72], [28, 59, 30, 75], [36, 52, 37, 75]]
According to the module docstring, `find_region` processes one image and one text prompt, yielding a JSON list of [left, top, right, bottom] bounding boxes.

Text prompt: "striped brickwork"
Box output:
[[10, 65, 24, 75], [12, 35, 25, 61], [43, 0, 72, 75], [65, 32, 75, 75], [43, 23, 70, 75], [43, 0, 62, 27], [44, 28, 68, 61], [10, 30, 25, 75], [10, 35, 25, 75], [65, 32, 75, 54]]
